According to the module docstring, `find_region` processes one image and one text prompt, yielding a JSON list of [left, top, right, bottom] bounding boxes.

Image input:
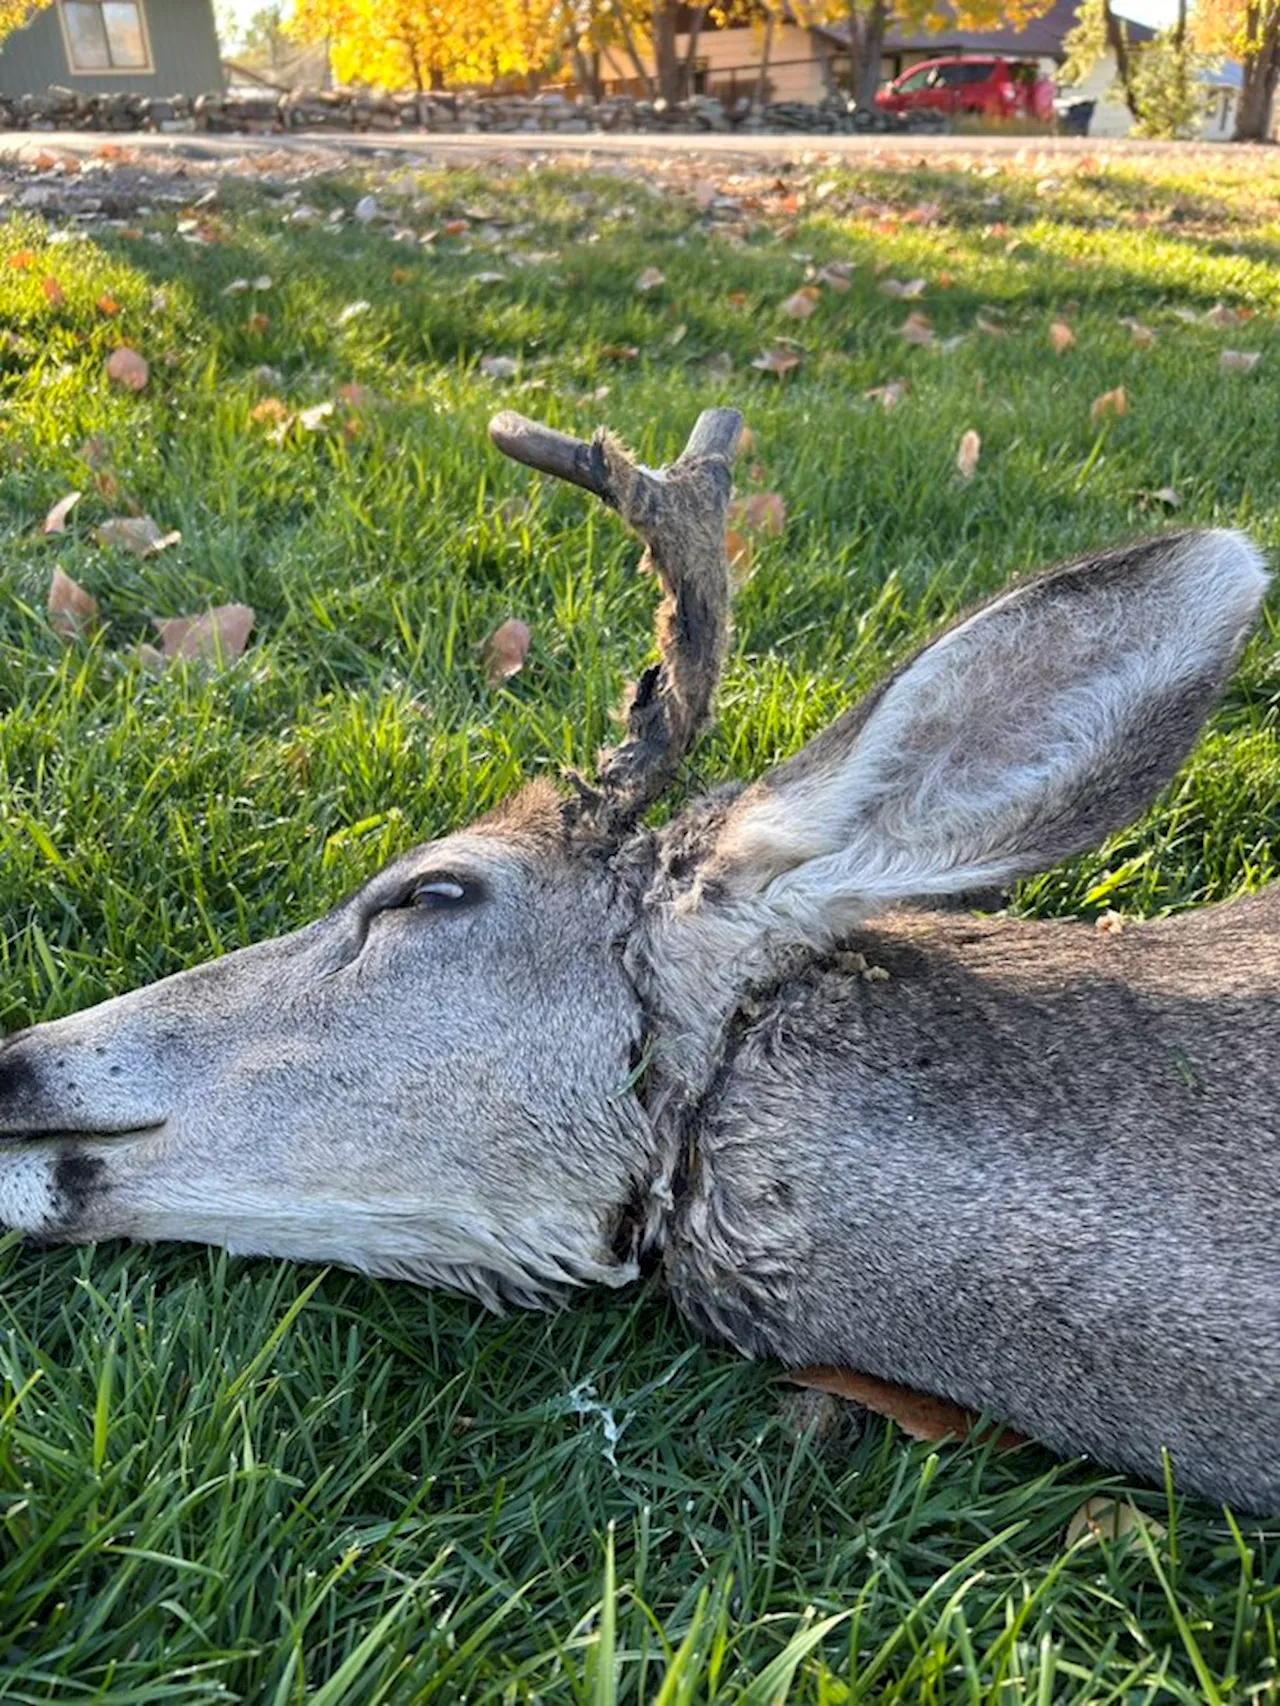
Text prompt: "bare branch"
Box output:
[[488, 407, 745, 834]]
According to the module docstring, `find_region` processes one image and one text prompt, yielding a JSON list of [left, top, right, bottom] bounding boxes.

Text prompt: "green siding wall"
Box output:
[[0, 0, 224, 98]]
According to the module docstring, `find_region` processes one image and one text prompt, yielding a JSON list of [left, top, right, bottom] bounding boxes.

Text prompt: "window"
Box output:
[[59, 0, 152, 73], [896, 67, 935, 92]]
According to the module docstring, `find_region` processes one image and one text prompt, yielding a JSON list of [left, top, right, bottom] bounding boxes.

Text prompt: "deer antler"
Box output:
[[488, 407, 744, 835]]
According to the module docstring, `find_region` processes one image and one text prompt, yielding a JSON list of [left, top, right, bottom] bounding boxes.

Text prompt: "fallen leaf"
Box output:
[[41, 275, 64, 307], [96, 515, 181, 557], [865, 380, 909, 409], [155, 603, 254, 663], [337, 300, 370, 326], [751, 347, 802, 375], [1049, 320, 1075, 353], [1204, 302, 1247, 327], [667, 322, 688, 347], [337, 382, 380, 412], [726, 290, 750, 310], [391, 266, 413, 285], [1220, 349, 1261, 373], [222, 277, 251, 295], [78, 434, 112, 467], [442, 218, 469, 237], [880, 277, 926, 300], [780, 286, 821, 320], [47, 565, 98, 637], [42, 490, 81, 534], [975, 313, 1005, 337], [480, 354, 519, 380], [955, 428, 982, 479], [634, 266, 666, 293], [483, 616, 530, 686], [251, 397, 290, 425], [815, 263, 853, 292], [1120, 316, 1156, 347], [473, 270, 507, 285], [1066, 1497, 1166, 1548], [353, 194, 379, 223], [246, 312, 270, 335], [96, 293, 120, 316], [1146, 485, 1182, 507], [729, 491, 787, 536], [899, 311, 934, 346], [1091, 386, 1128, 423], [8, 249, 34, 270], [105, 345, 148, 392], [693, 179, 718, 211], [788, 1367, 1025, 1450], [297, 401, 335, 431]]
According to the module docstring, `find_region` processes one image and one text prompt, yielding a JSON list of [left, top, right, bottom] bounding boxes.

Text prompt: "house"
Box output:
[[0, 0, 223, 99], [603, 0, 1236, 142]]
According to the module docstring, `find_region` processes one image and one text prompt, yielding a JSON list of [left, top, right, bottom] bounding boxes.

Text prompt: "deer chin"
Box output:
[[0, 1131, 638, 1311]]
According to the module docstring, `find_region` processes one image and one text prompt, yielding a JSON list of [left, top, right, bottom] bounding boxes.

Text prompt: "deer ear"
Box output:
[[688, 530, 1267, 945]]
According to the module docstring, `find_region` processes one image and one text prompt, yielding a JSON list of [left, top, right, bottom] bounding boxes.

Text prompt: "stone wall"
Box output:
[[0, 84, 950, 136]]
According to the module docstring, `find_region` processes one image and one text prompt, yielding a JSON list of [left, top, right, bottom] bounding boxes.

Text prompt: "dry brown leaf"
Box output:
[[899, 311, 934, 346], [788, 1367, 1025, 1450], [815, 263, 853, 292], [726, 290, 750, 310], [693, 179, 718, 211], [1144, 485, 1182, 507], [246, 312, 270, 335], [105, 345, 149, 392], [1220, 349, 1261, 373], [634, 266, 666, 294], [975, 313, 1006, 337], [751, 347, 802, 375], [41, 275, 64, 307], [780, 286, 821, 321], [955, 428, 982, 479], [1091, 386, 1128, 423], [251, 397, 290, 425], [601, 344, 640, 362], [155, 603, 254, 664], [1120, 316, 1156, 347], [1204, 302, 1247, 327], [96, 515, 181, 557], [865, 380, 909, 409], [483, 617, 531, 686], [96, 293, 120, 316], [8, 249, 34, 271], [880, 277, 926, 300], [1049, 320, 1075, 353], [42, 490, 82, 535], [729, 491, 787, 538], [47, 565, 99, 638], [1066, 1497, 1166, 1548]]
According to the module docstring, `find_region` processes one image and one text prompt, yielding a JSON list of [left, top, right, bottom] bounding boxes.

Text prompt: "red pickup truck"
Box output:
[[875, 55, 1056, 123]]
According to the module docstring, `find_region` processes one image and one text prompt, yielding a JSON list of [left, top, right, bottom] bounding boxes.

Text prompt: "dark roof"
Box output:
[[812, 0, 1155, 60]]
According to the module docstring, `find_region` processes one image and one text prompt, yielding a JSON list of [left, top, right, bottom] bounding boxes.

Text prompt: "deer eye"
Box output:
[[406, 875, 480, 910]]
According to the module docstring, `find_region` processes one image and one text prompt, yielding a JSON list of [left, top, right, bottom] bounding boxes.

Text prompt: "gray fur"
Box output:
[[0, 410, 1275, 1510]]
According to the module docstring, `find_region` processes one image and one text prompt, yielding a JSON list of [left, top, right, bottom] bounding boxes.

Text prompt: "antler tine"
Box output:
[[489, 407, 745, 835]]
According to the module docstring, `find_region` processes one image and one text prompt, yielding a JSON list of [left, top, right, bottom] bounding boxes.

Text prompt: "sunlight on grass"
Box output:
[[0, 150, 1277, 1700]]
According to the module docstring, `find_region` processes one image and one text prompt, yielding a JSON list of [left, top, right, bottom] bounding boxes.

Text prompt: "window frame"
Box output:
[[57, 0, 155, 76]]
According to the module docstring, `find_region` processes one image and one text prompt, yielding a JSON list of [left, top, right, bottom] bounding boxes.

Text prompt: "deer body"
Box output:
[[660, 896, 1280, 1511], [1, 409, 1276, 1509]]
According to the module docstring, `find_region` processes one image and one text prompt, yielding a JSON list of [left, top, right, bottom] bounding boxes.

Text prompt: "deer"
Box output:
[[0, 407, 1276, 1511]]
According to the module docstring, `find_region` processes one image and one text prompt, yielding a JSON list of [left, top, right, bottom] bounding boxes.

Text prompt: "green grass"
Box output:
[[0, 148, 1278, 1701]]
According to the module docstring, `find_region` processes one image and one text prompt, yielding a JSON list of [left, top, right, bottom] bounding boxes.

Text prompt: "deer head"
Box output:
[[0, 407, 1266, 1312]]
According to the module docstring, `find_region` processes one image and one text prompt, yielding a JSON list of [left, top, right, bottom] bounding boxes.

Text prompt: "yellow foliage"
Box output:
[[288, 0, 566, 87], [0, 0, 49, 47]]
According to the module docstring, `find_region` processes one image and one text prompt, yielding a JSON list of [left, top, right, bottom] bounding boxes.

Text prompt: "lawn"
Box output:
[[0, 141, 1278, 1702]]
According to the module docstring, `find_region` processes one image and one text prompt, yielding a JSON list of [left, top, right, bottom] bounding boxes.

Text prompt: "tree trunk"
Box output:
[[682, 4, 707, 94], [855, 0, 888, 109], [1104, 0, 1140, 120], [616, 3, 657, 97], [651, 0, 683, 102], [1235, 2, 1280, 138], [753, 11, 776, 110]]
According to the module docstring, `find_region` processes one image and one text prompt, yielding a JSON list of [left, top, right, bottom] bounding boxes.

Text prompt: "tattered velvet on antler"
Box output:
[[488, 408, 743, 833]]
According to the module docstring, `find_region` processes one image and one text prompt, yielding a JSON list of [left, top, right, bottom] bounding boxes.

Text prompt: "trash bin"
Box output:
[[1054, 98, 1095, 136]]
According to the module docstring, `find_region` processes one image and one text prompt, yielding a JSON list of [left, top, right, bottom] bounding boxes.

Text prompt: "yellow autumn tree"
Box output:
[[289, 0, 489, 89], [0, 0, 49, 47], [1194, 0, 1280, 137]]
